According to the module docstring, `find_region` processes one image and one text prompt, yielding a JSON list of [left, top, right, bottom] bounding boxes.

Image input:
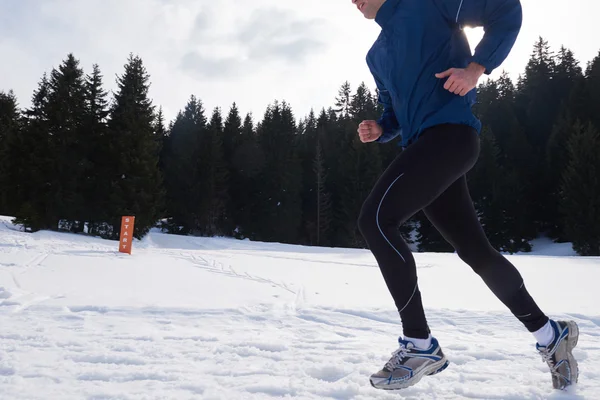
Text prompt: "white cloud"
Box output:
[[0, 0, 598, 125], [181, 6, 328, 80]]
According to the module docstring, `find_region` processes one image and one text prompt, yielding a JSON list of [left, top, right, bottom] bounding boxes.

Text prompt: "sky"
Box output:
[[0, 0, 598, 125]]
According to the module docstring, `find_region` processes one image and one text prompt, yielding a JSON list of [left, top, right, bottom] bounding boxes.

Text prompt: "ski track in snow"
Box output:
[[0, 218, 599, 399]]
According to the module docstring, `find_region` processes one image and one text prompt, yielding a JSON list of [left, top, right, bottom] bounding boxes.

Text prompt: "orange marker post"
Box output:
[[119, 216, 135, 254]]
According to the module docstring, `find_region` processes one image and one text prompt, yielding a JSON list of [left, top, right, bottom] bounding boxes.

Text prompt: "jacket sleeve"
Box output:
[[373, 75, 402, 143], [435, 0, 523, 75]]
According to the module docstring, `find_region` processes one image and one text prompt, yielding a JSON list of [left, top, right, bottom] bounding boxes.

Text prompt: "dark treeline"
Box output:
[[1, 38, 600, 255]]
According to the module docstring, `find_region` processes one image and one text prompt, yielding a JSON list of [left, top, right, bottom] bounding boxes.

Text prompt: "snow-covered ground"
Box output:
[[0, 215, 599, 399]]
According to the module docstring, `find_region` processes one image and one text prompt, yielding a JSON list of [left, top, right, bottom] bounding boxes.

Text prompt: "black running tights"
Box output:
[[357, 124, 549, 339]]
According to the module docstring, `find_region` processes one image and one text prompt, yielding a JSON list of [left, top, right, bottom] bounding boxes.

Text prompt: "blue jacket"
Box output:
[[368, 0, 522, 146]]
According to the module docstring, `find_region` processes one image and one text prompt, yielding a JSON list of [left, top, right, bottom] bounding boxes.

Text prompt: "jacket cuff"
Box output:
[[471, 55, 493, 75]]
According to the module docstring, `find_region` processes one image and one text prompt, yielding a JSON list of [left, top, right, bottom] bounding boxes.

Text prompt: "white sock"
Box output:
[[533, 320, 555, 347], [404, 334, 432, 350]]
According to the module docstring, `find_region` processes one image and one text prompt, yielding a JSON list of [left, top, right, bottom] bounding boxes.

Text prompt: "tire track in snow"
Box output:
[[11, 272, 21, 288], [21, 252, 50, 269], [207, 249, 379, 269], [2, 293, 66, 313], [168, 253, 297, 295]]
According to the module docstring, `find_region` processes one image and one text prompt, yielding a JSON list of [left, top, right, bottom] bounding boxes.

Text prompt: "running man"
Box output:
[[352, 0, 579, 391]]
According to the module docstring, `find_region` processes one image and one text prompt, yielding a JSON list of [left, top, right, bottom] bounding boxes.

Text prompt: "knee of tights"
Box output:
[[357, 208, 376, 236], [456, 246, 498, 271], [358, 198, 386, 233], [359, 212, 400, 240]]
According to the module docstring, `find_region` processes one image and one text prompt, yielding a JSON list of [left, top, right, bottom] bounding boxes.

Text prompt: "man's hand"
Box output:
[[435, 62, 486, 96], [358, 120, 383, 143]]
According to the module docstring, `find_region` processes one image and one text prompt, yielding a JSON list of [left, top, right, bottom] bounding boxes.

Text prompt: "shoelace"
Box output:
[[540, 349, 556, 368], [385, 344, 410, 370], [539, 346, 570, 389], [539, 347, 563, 377]]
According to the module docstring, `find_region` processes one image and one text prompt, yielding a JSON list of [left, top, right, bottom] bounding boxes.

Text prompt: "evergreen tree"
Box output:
[[468, 128, 533, 253], [554, 46, 583, 108], [514, 38, 554, 165], [535, 47, 585, 238], [298, 109, 319, 244], [335, 84, 383, 247], [472, 77, 499, 125], [416, 212, 454, 253], [315, 108, 348, 246], [334, 81, 352, 118], [560, 121, 600, 255], [546, 110, 575, 240], [222, 103, 241, 165], [514, 39, 580, 235], [253, 101, 303, 243], [155, 107, 168, 172], [335, 115, 365, 247], [230, 113, 263, 238], [467, 127, 502, 246], [586, 52, 600, 131], [13, 54, 90, 232], [493, 169, 535, 252], [105, 54, 164, 239], [44, 54, 89, 231], [12, 75, 53, 231], [495, 76, 537, 245], [221, 103, 242, 235], [161, 95, 207, 234], [516, 37, 557, 147], [564, 73, 590, 127], [0, 91, 20, 216], [349, 82, 378, 121], [313, 132, 333, 247], [0, 90, 21, 215], [489, 72, 528, 165], [153, 107, 168, 219], [547, 111, 574, 179], [83, 64, 111, 235], [197, 107, 229, 236], [298, 109, 335, 247]]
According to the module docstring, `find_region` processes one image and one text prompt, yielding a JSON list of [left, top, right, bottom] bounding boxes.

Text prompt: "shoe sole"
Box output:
[[563, 320, 579, 389], [428, 359, 450, 376], [370, 357, 449, 390]]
